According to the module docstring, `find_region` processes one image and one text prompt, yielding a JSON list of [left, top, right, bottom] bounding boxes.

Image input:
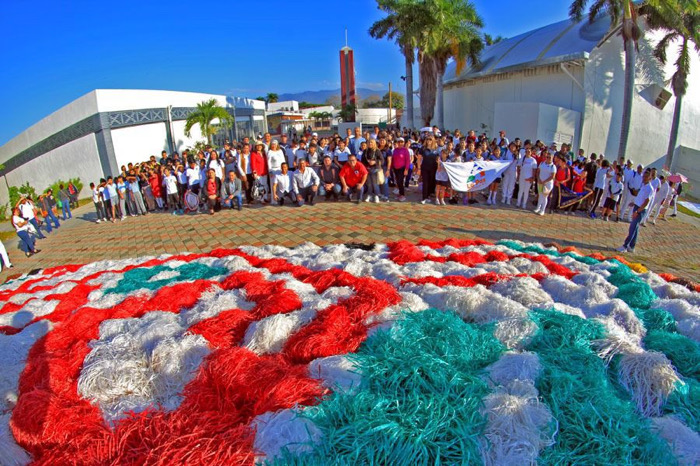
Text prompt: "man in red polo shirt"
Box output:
[[340, 154, 368, 203]]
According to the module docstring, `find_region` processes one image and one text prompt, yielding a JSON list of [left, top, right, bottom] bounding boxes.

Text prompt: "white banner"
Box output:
[[442, 161, 512, 192]]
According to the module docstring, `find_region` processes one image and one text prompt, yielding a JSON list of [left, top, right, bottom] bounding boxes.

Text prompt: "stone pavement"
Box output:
[[1, 188, 699, 282]]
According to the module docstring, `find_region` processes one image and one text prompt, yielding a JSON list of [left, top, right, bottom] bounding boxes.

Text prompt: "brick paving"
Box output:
[[2, 188, 699, 282]]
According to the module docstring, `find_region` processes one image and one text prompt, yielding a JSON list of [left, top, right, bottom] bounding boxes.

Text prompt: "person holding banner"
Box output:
[[501, 143, 519, 205], [535, 153, 556, 216], [486, 146, 502, 205], [435, 150, 451, 205]]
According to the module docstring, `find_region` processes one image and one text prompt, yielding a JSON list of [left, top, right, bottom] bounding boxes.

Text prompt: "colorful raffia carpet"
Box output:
[[0, 238, 699, 465]]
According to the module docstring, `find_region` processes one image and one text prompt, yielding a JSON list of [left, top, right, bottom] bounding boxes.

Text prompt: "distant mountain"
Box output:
[[277, 88, 389, 105]]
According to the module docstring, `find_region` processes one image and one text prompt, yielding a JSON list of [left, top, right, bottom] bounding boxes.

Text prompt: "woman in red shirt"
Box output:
[[148, 171, 163, 210], [205, 169, 219, 214]]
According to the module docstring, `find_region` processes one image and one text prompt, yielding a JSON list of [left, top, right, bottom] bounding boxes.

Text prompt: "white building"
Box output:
[[431, 14, 700, 178], [267, 100, 299, 113], [0, 89, 266, 203]]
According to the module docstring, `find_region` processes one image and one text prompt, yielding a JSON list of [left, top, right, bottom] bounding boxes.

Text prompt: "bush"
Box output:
[[8, 182, 38, 207], [46, 178, 83, 197]]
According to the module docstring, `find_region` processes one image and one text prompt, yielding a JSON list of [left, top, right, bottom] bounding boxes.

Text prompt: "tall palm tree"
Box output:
[[641, 3, 699, 169], [369, 0, 428, 129], [184, 99, 233, 145], [569, 0, 690, 162], [266, 93, 279, 104], [418, 0, 483, 127]]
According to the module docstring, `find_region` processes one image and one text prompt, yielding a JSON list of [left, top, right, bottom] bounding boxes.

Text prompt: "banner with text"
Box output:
[[442, 160, 513, 192]]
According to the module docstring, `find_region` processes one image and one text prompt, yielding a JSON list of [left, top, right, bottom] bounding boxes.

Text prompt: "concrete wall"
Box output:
[[580, 27, 700, 166], [94, 89, 228, 112], [112, 123, 169, 169], [171, 120, 205, 153], [493, 102, 581, 148], [442, 64, 586, 138], [0, 92, 98, 165], [268, 101, 299, 112], [1, 134, 102, 204]]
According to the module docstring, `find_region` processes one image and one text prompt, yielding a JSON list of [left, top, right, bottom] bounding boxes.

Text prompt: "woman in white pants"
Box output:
[[0, 239, 12, 271], [517, 148, 537, 208], [535, 153, 556, 216]]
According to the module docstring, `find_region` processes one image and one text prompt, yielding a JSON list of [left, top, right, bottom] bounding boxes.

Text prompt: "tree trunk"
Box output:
[[436, 75, 444, 130], [405, 51, 414, 129], [618, 21, 636, 163], [419, 54, 437, 127], [666, 90, 683, 171]]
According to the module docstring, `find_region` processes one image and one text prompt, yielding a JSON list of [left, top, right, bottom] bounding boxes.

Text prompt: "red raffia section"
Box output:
[[417, 238, 494, 249], [0, 325, 22, 335], [401, 272, 550, 288], [513, 254, 577, 280], [387, 240, 426, 265]]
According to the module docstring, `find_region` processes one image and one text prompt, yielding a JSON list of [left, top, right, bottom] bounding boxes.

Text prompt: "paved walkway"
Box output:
[[2, 188, 699, 282]]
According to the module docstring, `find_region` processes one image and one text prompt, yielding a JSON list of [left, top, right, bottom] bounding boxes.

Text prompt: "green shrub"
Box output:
[[8, 182, 38, 207]]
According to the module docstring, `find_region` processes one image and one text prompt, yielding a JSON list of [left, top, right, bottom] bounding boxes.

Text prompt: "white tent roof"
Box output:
[[443, 14, 613, 84]]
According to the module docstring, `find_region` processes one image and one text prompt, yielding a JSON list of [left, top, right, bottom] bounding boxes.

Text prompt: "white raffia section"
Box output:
[[651, 416, 700, 465], [480, 353, 555, 465], [252, 408, 322, 464]]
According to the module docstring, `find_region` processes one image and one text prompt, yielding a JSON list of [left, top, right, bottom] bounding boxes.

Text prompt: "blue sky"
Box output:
[[0, 0, 570, 145]]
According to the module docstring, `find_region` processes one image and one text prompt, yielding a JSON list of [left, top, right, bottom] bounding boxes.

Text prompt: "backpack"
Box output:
[[251, 178, 267, 201]]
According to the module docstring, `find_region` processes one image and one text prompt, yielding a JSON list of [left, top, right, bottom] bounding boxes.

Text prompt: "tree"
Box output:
[[370, 0, 430, 128], [484, 33, 504, 46], [339, 104, 357, 122], [255, 96, 266, 102], [569, 0, 692, 162], [641, 2, 699, 169], [381, 91, 405, 109], [266, 93, 279, 103], [184, 99, 233, 145], [418, 0, 484, 127]]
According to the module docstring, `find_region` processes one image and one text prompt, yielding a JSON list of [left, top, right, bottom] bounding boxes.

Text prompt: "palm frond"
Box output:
[[569, 0, 588, 21], [654, 32, 677, 64]]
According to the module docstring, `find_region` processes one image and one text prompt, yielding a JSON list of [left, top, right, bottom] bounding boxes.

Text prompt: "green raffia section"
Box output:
[[525, 309, 675, 464], [606, 261, 700, 434], [497, 239, 603, 266], [644, 331, 700, 381], [497, 240, 561, 257], [105, 262, 228, 295], [275, 309, 505, 465]]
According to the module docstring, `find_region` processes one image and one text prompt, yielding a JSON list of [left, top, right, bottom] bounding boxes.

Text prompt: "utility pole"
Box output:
[[388, 82, 392, 127]]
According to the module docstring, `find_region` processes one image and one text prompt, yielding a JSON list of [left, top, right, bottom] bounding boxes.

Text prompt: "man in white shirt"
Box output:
[[501, 142, 519, 204], [621, 164, 643, 220], [516, 148, 537, 209], [535, 153, 556, 215], [19, 197, 47, 239], [618, 170, 653, 253], [273, 163, 295, 206], [648, 176, 671, 224], [292, 159, 320, 206], [641, 168, 660, 225]]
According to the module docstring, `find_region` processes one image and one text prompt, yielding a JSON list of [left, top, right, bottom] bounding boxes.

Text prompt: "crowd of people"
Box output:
[[3, 125, 684, 267]]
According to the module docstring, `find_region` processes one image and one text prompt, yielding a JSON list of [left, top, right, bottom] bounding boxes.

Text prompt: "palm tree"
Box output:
[[418, 0, 484, 127], [370, 0, 429, 129], [641, 3, 699, 169], [569, 0, 689, 162], [184, 99, 233, 145], [266, 93, 279, 104]]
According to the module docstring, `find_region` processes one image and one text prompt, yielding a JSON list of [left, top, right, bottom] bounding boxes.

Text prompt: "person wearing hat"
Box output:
[[318, 154, 342, 201], [391, 137, 410, 201], [250, 141, 268, 203]]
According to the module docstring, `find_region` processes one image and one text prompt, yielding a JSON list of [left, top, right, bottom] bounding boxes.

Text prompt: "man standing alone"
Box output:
[[618, 170, 653, 253]]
